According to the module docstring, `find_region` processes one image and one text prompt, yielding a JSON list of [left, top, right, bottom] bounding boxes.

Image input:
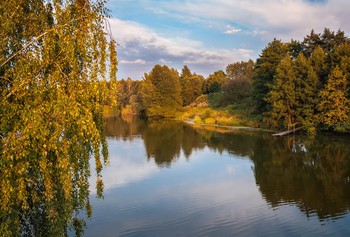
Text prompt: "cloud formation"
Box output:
[[120, 59, 147, 65], [224, 25, 242, 35], [107, 0, 350, 80], [110, 18, 253, 79], [158, 0, 350, 40]]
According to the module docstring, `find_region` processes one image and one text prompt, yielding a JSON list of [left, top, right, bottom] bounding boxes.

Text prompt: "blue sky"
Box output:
[[106, 0, 350, 80]]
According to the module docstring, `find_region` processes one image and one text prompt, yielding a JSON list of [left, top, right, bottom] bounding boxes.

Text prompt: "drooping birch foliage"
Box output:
[[0, 0, 117, 235]]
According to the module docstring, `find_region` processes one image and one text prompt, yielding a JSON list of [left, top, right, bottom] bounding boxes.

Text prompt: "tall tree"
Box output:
[[203, 70, 228, 94], [0, 0, 117, 235], [302, 29, 322, 56], [294, 53, 319, 132], [331, 42, 350, 93], [141, 65, 182, 118], [180, 65, 202, 106], [265, 55, 298, 129], [252, 39, 289, 113], [318, 66, 350, 131], [309, 46, 327, 84], [221, 60, 255, 106], [182, 74, 204, 106], [180, 65, 192, 79], [226, 60, 254, 81]]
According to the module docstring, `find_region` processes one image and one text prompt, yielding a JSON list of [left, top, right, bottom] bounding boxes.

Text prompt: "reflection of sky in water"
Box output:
[[89, 138, 159, 193], [85, 137, 350, 237]]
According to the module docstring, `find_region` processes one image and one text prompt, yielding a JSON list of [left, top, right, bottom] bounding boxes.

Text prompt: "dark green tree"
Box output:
[[302, 29, 322, 56], [252, 39, 289, 113], [203, 70, 228, 94], [220, 60, 255, 106]]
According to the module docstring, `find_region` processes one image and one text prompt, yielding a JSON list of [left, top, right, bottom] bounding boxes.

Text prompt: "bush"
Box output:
[[121, 105, 135, 116], [204, 117, 216, 124], [193, 115, 203, 124], [216, 116, 241, 126]]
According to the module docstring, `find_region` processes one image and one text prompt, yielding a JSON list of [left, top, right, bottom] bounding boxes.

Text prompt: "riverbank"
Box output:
[[176, 106, 274, 133], [183, 119, 274, 133]]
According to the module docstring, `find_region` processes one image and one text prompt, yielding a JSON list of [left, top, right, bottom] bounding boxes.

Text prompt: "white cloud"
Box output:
[[157, 0, 350, 41], [109, 18, 253, 79], [120, 59, 147, 65], [224, 25, 242, 35], [159, 58, 172, 64]]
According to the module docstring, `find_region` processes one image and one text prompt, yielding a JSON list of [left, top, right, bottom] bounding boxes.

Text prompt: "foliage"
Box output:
[[203, 70, 228, 94], [180, 68, 204, 106], [265, 55, 297, 129], [220, 60, 254, 106], [140, 65, 182, 118], [189, 94, 209, 108], [318, 66, 350, 131], [226, 59, 255, 81], [0, 0, 117, 236], [180, 106, 249, 127], [294, 53, 319, 132], [193, 115, 203, 124], [204, 117, 216, 125], [258, 28, 350, 132], [252, 39, 290, 113]]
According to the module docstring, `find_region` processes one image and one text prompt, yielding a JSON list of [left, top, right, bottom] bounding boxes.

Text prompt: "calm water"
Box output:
[[86, 116, 350, 237]]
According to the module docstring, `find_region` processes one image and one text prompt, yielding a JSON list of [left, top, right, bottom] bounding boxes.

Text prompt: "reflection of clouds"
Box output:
[[89, 138, 159, 193], [226, 164, 235, 175], [87, 152, 316, 237]]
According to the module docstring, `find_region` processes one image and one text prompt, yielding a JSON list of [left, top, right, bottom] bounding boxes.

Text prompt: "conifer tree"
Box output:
[[252, 39, 289, 113], [265, 55, 297, 129], [294, 53, 319, 132], [309, 46, 327, 83], [318, 66, 350, 131], [332, 42, 350, 93], [180, 66, 203, 106], [182, 74, 204, 106]]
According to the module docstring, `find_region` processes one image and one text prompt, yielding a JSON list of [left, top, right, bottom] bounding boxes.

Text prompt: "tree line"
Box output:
[[253, 28, 350, 132], [108, 28, 350, 133], [107, 62, 253, 117]]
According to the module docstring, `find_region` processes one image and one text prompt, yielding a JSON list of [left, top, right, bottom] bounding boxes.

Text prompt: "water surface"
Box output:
[[86, 117, 350, 237]]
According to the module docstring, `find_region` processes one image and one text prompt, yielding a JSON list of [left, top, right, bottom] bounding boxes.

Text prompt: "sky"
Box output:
[[106, 0, 350, 80]]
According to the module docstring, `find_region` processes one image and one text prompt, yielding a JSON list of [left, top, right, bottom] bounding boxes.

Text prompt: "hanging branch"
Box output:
[[1, 17, 86, 68]]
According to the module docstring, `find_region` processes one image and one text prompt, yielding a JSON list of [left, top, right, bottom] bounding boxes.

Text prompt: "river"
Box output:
[[85, 116, 350, 237]]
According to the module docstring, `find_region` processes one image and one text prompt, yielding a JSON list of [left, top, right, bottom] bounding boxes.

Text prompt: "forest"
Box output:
[[106, 28, 350, 133]]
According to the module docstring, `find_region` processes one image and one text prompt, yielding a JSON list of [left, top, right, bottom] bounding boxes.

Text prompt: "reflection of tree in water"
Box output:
[[104, 116, 147, 141], [105, 117, 350, 221], [143, 121, 183, 167], [252, 135, 350, 221]]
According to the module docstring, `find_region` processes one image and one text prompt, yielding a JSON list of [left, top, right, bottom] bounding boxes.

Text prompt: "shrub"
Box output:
[[204, 117, 216, 124], [193, 115, 203, 124]]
